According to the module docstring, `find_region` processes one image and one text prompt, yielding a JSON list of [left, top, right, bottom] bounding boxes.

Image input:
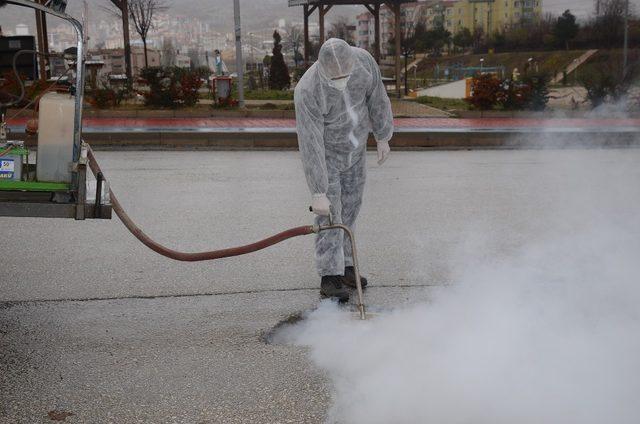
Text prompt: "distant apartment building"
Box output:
[[423, 1, 457, 32], [175, 54, 191, 69], [308, 22, 321, 41], [381, 1, 425, 56], [47, 23, 76, 52], [88, 46, 161, 79], [355, 2, 430, 57], [355, 0, 542, 56], [355, 12, 375, 50], [15, 23, 30, 36], [430, 0, 543, 35], [131, 46, 161, 73], [92, 50, 126, 79]]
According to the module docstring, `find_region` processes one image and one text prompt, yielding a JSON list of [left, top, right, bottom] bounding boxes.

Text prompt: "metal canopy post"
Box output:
[[319, 4, 325, 45], [319, 4, 333, 45], [303, 3, 318, 65], [290, 0, 408, 88], [388, 1, 402, 98], [304, 4, 310, 65], [35, 0, 50, 80], [374, 4, 381, 63], [364, 3, 381, 63], [233, 0, 245, 108], [623, 0, 629, 79]]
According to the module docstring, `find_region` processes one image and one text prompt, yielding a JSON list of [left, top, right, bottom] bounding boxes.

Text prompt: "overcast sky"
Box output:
[[544, 0, 639, 19], [1, 0, 639, 34]]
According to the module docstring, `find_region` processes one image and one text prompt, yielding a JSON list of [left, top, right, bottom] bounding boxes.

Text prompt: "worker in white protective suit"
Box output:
[[294, 38, 393, 301]]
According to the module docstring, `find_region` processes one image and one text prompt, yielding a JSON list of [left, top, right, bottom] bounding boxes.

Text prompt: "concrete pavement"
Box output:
[[2, 149, 639, 423]]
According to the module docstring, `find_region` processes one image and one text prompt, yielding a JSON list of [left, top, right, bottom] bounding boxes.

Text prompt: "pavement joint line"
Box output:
[[0, 284, 437, 307]]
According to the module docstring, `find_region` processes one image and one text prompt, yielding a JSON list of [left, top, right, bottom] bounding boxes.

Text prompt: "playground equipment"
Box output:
[[435, 63, 506, 80]]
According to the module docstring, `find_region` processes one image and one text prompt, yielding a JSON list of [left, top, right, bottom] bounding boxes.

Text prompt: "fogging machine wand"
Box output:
[[85, 147, 367, 320]]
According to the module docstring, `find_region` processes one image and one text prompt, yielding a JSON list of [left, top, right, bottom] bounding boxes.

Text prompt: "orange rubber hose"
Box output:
[[86, 146, 315, 262]]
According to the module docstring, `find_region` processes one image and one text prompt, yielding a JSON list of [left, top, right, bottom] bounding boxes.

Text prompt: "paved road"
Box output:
[[2, 149, 639, 423]]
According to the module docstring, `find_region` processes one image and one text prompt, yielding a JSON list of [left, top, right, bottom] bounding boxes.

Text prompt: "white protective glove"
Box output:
[[377, 140, 391, 165], [311, 193, 331, 216]]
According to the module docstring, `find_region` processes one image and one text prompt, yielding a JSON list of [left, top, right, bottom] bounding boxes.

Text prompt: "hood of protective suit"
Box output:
[[294, 40, 394, 194], [317, 38, 355, 88]]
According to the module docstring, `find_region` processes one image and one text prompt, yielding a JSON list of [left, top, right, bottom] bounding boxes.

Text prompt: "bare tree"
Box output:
[[105, 0, 168, 69], [284, 24, 304, 67], [129, 0, 168, 68], [591, 0, 631, 47], [594, 0, 628, 17]]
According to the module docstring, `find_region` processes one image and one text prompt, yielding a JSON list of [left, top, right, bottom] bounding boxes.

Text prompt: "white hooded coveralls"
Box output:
[[294, 38, 394, 276]]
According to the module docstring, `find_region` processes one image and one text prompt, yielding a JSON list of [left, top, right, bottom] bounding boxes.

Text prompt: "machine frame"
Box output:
[[0, 0, 111, 220]]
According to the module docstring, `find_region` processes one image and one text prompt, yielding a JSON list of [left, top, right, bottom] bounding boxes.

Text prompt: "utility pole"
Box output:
[[623, 0, 629, 79], [82, 0, 89, 46], [233, 0, 245, 108]]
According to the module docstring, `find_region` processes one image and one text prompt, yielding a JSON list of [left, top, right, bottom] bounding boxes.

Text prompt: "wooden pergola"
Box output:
[[289, 0, 411, 98]]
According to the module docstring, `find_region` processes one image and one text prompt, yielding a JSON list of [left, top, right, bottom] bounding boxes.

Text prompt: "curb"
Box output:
[[11, 130, 640, 151]]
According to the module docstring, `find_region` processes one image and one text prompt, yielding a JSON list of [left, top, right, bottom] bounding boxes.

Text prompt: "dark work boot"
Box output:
[[320, 275, 350, 303], [343, 266, 368, 289]]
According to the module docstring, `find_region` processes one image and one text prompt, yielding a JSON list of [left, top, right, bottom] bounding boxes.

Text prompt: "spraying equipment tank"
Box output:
[[1, 0, 111, 221], [37, 92, 75, 183]]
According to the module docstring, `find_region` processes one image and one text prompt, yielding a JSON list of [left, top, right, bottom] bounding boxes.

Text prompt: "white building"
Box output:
[[15, 23, 29, 36], [354, 1, 434, 57], [175, 54, 191, 69], [355, 12, 375, 50]]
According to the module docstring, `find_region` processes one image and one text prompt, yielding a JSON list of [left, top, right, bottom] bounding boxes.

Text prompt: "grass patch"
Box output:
[[248, 102, 296, 111], [243, 89, 294, 101], [413, 96, 470, 111], [566, 48, 640, 80]]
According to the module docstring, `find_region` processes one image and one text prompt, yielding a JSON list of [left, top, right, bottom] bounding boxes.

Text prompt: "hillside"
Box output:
[[571, 48, 640, 80], [415, 50, 589, 81]]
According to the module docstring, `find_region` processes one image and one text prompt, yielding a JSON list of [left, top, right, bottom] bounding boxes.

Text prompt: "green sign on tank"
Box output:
[[0, 180, 71, 192]]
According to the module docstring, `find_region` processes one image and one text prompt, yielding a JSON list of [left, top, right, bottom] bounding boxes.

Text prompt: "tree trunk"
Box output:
[[122, 0, 133, 89], [143, 38, 149, 69], [404, 53, 408, 96]]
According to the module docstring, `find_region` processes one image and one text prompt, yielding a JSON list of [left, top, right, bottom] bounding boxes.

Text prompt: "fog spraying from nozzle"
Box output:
[[276, 143, 640, 423]]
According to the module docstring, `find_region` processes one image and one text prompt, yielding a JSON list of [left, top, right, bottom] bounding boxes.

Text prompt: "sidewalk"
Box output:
[[390, 99, 450, 117], [240, 99, 451, 118]]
